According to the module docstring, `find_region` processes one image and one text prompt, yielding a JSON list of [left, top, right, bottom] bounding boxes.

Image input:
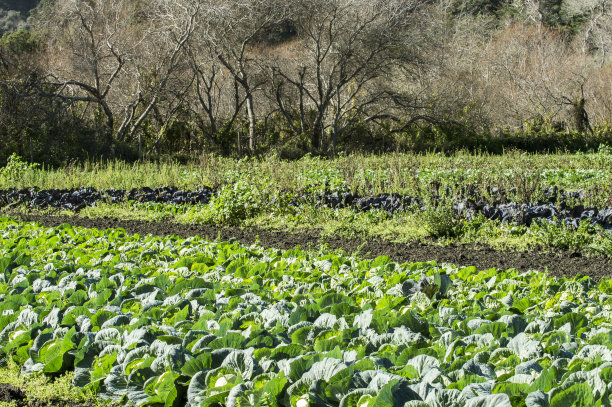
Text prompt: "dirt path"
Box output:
[[6, 213, 612, 280]]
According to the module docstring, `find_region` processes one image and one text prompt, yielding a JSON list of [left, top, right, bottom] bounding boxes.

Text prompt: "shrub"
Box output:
[[0, 153, 39, 184], [421, 203, 461, 238], [598, 143, 612, 155], [203, 181, 264, 225]]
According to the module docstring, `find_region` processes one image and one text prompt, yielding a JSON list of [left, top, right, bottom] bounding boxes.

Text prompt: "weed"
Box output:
[[528, 219, 611, 254], [598, 143, 612, 155], [0, 359, 109, 406], [28, 197, 611, 255], [421, 203, 462, 238], [0, 152, 611, 206], [0, 154, 39, 185], [201, 181, 265, 225]]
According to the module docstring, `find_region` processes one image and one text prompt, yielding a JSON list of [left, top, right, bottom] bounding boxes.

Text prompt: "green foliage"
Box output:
[[0, 219, 610, 406], [527, 219, 611, 254], [199, 180, 266, 225], [1, 151, 611, 206], [298, 163, 349, 195], [421, 203, 462, 239], [598, 143, 612, 156], [0, 29, 38, 58], [0, 153, 39, 183], [0, 358, 104, 405], [0, 11, 24, 37]]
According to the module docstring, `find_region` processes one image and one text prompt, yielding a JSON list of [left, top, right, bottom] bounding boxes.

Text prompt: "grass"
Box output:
[[0, 359, 111, 406], [21, 199, 607, 256], [1, 150, 610, 255], [1, 150, 611, 206]]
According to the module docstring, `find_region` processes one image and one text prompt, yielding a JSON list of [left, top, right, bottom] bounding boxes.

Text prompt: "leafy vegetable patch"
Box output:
[[0, 219, 611, 406], [2, 185, 611, 230]]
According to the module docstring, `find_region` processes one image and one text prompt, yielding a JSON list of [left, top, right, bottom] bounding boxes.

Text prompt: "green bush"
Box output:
[[0, 153, 39, 184], [421, 203, 462, 238], [528, 219, 611, 254], [598, 143, 612, 155], [202, 181, 264, 225]]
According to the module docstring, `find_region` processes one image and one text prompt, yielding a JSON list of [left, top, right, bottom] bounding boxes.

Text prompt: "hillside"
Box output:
[[0, 0, 40, 34], [0, 0, 609, 164]]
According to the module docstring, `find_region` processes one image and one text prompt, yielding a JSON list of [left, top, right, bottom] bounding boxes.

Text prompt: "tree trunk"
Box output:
[[573, 97, 592, 134], [138, 134, 142, 160], [312, 119, 323, 154], [331, 129, 338, 156], [246, 94, 256, 154]]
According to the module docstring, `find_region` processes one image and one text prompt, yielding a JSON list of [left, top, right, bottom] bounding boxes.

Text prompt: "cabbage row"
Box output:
[[0, 218, 611, 407], [3, 186, 612, 230]]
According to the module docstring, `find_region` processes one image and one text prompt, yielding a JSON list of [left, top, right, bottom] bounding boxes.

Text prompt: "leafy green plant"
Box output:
[[598, 143, 612, 155], [528, 219, 611, 254], [421, 202, 462, 238], [298, 165, 349, 195], [0, 153, 39, 184], [201, 181, 265, 225], [0, 218, 611, 406]]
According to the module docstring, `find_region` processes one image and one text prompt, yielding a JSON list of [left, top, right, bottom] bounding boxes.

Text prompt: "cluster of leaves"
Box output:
[[0, 219, 612, 406], [298, 167, 350, 196], [528, 219, 610, 253], [0, 153, 39, 184], [200, 181, 265, 226], [421, 203, 463, 239], [599, 144, 612, 156]]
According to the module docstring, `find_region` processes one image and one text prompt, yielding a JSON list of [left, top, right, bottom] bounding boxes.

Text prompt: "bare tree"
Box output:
[[39, 0, 134, 148], [269, 0, 421, 154], [22, 0, 610, 160], [116, 0, 200, 157], [512, 0, 545, 28], [407, 3, 499, 133], [484, 24, 592, 129], [37, 0, 200, 157], [205, 0, 286, 154], [566, 0, 612, 64], [183, 8, 249, 154]]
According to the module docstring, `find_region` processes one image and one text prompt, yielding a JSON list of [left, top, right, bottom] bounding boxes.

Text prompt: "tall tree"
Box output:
[[206, 0, 286, 154], [39, 0, 132, 149], [37, 0, 200, 157], [269, 0, 421, 154]]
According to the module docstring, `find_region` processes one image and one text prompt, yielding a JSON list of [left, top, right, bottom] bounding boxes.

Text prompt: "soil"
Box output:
[[0, 382, 97, 407], [0, 383, 25, 404], [6, 213, 610, 281]]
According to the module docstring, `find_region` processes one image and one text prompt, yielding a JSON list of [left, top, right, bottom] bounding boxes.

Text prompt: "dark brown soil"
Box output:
[[0, 382, 97, 407], [0, 383, 26, 404], [6, 213, 612, 281]]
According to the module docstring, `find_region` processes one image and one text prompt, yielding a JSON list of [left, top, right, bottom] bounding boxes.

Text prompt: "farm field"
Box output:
[[0, 218, 612, 407], [2, 0, 612, 402], [1, 151, 611, 260], [0, 151, 611, 406], [9, 214, 612, 282]]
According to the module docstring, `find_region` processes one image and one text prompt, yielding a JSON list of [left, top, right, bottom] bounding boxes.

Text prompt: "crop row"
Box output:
[[0, 219, 612, 406], [0, 187, 214, 210], [3, 152, 611, 197], [1, 186, 611, 230], [300, 192, 612, 230]]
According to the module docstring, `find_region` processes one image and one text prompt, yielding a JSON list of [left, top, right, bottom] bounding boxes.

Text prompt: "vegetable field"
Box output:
[[1, 218, 612, 406], [2, 152, 611, 263]]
